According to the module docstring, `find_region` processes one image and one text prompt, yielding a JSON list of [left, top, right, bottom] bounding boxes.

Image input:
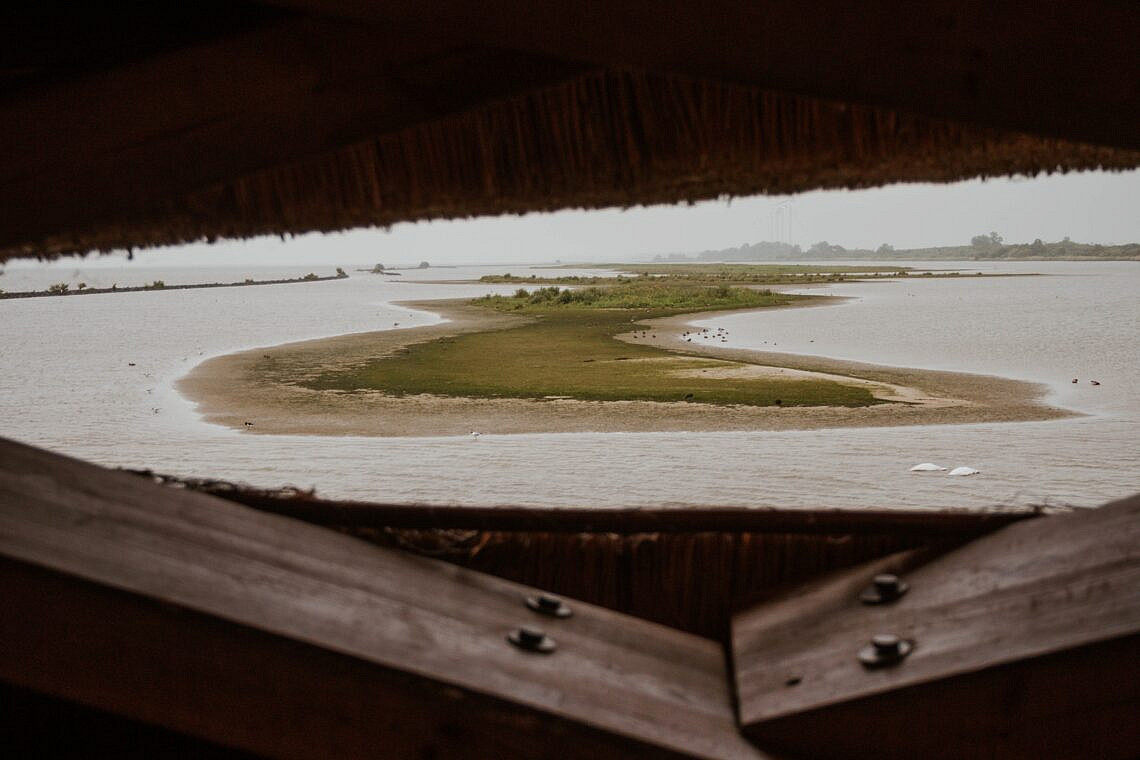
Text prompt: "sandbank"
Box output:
[[177, 299, 1073, 438]]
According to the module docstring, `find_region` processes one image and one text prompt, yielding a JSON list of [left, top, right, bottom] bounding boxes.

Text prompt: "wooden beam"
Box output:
[[271, 0, 1140, 149], [0, 16, 581, 250], [0, 438, 761, 759], [731, 492, 1140, 758], [132, 474, 1039, 535]]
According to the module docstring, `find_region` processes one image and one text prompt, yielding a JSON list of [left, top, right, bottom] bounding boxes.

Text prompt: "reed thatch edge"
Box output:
[[10, 69, 1139, 261]]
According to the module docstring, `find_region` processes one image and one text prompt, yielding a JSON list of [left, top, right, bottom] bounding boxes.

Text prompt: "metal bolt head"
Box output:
[[874, 575, 901, 594], [872, 633, 901, 654], [508, 625, 556, 654], [860, 573, 909, 605], [526, 592, 572, 618], [858, 633, 913, 668]]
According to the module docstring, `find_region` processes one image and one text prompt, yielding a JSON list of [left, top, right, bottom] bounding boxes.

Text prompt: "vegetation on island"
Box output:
[[494, 262, 1024, 288], [356, 261, 423, 274], [474, 282, 797, 311], [306, 281, 881, 408], [482, 263, 910, 288]]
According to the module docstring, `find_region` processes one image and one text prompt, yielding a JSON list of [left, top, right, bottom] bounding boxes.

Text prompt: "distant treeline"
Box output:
[[657, 236, 1140, 262]]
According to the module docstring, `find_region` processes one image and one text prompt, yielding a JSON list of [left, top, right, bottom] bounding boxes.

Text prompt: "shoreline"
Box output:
[[177, 298, 1074, 438]]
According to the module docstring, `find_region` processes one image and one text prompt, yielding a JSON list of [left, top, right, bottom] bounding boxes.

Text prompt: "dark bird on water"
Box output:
[[1090, 380, 1101, 386]]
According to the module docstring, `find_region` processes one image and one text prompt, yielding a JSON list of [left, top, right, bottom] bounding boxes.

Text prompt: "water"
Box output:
[[1, 261, 1136, 510]]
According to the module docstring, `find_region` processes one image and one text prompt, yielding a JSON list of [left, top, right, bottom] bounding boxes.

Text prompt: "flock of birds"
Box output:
[[682, 327, 732, 344], [679, 326, 793, 347]]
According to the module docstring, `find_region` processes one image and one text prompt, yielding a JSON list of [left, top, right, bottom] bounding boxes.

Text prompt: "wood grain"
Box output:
[[0, 437, 761, 759], [732, 492, 1140, 758]]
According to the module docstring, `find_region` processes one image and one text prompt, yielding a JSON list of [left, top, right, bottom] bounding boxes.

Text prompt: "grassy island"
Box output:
[[306, 282, 881, 408], [479, 263, 910, 287]]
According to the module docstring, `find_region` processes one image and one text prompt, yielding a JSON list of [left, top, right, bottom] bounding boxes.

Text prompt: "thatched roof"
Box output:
[[3, 2, 1139, 262]]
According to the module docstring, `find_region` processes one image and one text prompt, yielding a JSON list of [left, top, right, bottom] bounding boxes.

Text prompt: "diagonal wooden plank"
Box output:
[[731, 492, 1140, 758], [0, 437, 762, 759]]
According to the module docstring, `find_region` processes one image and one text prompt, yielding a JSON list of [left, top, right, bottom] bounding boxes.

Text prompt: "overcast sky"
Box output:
[[26, 168, 1140, 269]]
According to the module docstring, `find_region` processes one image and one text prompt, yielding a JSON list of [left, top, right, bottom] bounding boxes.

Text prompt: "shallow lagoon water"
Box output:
[[1, 260, 1136, 509]]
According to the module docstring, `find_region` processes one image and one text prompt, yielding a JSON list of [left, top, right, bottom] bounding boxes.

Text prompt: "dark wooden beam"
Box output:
[[271, 0, 1140, 149], [0, 15, 582, 250], [731, 492, 1140, 759], [0, 438, 761, 759]]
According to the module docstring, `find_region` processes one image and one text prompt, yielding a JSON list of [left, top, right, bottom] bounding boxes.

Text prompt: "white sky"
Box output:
[[21, 168, 1140, 269]]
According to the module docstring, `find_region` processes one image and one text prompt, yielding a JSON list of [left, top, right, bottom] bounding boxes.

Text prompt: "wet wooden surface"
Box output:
[[0, 437, 762, 759], [732, 492, 1140, 759]]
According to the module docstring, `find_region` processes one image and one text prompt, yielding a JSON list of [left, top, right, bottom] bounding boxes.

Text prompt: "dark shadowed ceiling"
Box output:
[[2, 1, 1138, 261]]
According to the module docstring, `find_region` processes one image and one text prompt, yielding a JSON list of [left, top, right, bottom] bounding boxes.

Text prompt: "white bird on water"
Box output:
[[470, 431, 481, 438], [948, 466, 981, 477], [910, 463, 947, 472]]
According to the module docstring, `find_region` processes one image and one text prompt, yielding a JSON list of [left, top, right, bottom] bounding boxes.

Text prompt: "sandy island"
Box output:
[[177, 299, 1073, 437]]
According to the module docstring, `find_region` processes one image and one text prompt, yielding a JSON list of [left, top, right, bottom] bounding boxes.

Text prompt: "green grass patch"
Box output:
[[605, 263, 909, 277], [473, 282, 793, 311], [306, 282, 879, 408], [482, 262, 910, 287]]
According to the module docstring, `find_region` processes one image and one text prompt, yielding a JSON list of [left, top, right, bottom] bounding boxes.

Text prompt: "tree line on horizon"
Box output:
[[654, 235, 1139, 262]]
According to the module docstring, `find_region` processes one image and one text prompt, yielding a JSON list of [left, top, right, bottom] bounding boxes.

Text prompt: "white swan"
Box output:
[[948, 466, 981, 476], [910, 463, 947, 472]]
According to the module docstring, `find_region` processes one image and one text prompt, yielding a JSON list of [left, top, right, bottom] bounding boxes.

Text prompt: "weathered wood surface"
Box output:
[[0, 438, 762, 759], [272, 0, 1140, 149], [135, 472, 1016, 639], [732, 492, 1140, 759]]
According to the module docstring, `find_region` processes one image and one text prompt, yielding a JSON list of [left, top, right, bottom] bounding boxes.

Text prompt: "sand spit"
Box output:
[[177, 300, 1073, 438]]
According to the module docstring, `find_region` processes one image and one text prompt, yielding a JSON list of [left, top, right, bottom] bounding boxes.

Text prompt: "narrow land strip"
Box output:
[[0, 271, 347, 300]]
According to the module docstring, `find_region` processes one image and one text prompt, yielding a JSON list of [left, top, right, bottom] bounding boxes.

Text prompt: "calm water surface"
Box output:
[[1, 260, 1136, 510]]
